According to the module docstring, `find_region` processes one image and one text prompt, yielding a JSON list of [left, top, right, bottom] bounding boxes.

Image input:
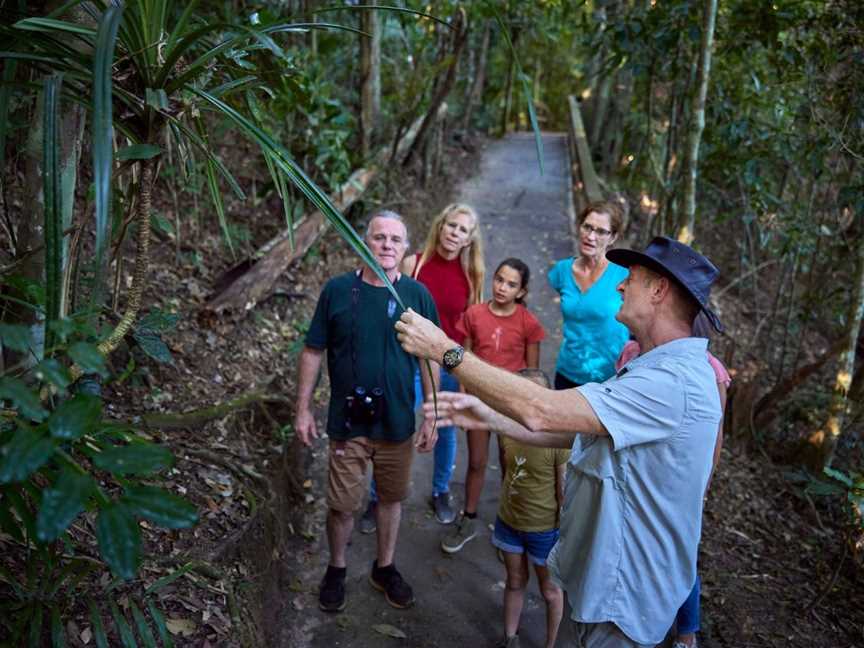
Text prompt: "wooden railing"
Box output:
[[566, 95, 603, 210]]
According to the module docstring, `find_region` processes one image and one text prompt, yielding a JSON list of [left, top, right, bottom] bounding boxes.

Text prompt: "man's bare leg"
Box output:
[[375, 500, 401, 566], [326, 509, 354, 567]]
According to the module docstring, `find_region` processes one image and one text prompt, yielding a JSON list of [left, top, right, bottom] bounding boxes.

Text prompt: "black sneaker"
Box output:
[[319, 565, 346, 612], [430, 493, 456, 524], [369, 561, 415, 609], [358, 501, 377, 535]]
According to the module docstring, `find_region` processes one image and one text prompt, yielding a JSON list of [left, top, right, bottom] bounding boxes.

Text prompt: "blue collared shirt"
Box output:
[[547, 337, 721, 645]]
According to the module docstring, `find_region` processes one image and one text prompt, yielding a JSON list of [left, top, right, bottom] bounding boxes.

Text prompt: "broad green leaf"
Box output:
[[122, 484, 198, 529], [129, 598, 157, 648], [132, 330, 173, 364], [145, 600, 173, 648], [93, 443, 173, 476], [48, 393, 102, 440], [36, 470, 94, 541], [116, 144, 161, 161], [67, 342, 108, 377], [88, 600, 110, 648], [50, 604, 66, 647], [35, 358, 73, 390], [96, 504, 141, 581], [0, 427, 56, 483], [136, 309, 180, 333], [108, 598, 137, 648], [0, 323, 33, 353], [0, 376, 49, 422]]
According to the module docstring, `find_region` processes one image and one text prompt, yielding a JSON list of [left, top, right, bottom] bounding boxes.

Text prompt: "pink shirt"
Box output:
[[616, 339, 731, 387]]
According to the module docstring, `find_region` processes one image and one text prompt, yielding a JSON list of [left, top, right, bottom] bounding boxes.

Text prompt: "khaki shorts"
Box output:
[[569, 621, 655, 648], [327, 436, 414, 512]]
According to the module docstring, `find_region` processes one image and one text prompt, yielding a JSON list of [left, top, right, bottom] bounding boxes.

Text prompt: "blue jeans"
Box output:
[[676, 574, 700, 634], [368, 368, 459, 502]]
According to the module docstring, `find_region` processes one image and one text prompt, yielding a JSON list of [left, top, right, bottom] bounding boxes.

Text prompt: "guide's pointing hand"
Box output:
[[395, 308, 452, 362]]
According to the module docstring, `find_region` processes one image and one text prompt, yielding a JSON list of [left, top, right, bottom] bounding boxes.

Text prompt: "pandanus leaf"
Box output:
[[192, 87, 405, 307], [43, 73, 63, 352], [90, 5, 123, 315]]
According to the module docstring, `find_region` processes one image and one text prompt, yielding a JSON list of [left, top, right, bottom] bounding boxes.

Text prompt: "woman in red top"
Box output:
[[362, 204, 485, 529], [403, 203, 485, 523]]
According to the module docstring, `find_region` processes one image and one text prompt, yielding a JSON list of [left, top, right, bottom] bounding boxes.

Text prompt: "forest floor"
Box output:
[[32, 131, 863, 647]]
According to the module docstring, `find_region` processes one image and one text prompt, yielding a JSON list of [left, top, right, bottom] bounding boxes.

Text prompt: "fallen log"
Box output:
[[141, 389, 289, 430], [202, 107, 442, 318]]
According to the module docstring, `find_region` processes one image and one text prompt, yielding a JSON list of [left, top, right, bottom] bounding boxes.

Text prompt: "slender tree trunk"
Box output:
[[676, 0, 718, 244], [501, 30, 518, 135], [461, 20, 491, 132], [403, 8, 467, 167], [359, 0, 381, 158], [806, 230, 864, 469]]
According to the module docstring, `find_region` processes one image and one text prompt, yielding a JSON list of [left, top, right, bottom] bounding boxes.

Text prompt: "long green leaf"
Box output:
[[13, 17, 96, 38], [129, 598, 157, 648], [87, 600, 110, 648], [164, 116, 246, 199], [193, 115, 234, 255], [493, 11, 545, 175], [145, 600, 173, 648], [90, 5, 123, 317], [108, 599, 138, 648], [312, 5, 454, 30], [143, 562, 195, 596], [28, 602, 43, 648], [192, 87, 404, 308], [50, 604, 66, 648], [43, 73, 63, 353]]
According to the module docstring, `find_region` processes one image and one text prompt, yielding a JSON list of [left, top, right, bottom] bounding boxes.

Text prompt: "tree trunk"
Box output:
[[461, 20, 491, 132], [402, 8, 467, 167], [676, 0, 718, 244], [806, 230, 864, 469], [359, 1, 381, 158]]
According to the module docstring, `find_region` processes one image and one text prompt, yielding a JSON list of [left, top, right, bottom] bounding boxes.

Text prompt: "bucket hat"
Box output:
[[606, 236, 723, 332]]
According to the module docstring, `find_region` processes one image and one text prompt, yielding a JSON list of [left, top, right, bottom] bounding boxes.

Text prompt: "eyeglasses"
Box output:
[[580, 223, 613, 238]]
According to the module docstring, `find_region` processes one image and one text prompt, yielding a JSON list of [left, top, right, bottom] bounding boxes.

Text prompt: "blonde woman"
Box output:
[[361, 204, 485, 530]]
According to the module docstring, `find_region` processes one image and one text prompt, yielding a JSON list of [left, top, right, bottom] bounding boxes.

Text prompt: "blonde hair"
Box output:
[[415, 203, 485, 304]]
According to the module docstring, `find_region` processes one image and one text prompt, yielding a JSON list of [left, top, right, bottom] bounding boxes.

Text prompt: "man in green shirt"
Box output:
[[294, 211, 439, 613]]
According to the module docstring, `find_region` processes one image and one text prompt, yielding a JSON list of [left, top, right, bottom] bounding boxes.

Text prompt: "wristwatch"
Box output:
[[442, 345, 465, 372]]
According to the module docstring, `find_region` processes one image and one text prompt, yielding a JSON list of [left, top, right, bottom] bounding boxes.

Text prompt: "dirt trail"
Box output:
[[282, 133, 574, 648]]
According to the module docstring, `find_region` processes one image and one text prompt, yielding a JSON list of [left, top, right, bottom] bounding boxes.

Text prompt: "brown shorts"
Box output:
[[327, 437, 414, 512]]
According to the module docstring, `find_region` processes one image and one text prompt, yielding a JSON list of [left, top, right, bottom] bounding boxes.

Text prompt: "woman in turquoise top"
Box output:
[[548, 201, 629, 389]]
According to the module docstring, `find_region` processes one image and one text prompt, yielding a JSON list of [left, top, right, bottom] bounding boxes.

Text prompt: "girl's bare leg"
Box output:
[[503, 551, 529, 639], [464, 428, 490, 514], [534, 563, 563, 648]]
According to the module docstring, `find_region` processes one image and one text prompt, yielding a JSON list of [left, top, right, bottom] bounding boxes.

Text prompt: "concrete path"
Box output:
[[289, 133, 574, 648]]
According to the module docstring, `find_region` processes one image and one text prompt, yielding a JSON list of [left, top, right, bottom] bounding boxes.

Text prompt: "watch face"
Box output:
[[444, 346, 463, 369]]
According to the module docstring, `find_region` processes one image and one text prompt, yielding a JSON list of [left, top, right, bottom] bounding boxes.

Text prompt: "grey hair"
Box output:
[[365, 209, 409, 247]]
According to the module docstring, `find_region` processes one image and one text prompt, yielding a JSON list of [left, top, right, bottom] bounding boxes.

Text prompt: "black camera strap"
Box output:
[[350, 269, 390, 389]]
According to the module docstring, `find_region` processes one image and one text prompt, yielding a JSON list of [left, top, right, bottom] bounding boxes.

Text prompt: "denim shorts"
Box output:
[[492, 516, 559, 566]]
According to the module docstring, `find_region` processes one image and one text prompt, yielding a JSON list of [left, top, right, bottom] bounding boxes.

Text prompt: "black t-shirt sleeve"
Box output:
[[305, 280, 332, 349]]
